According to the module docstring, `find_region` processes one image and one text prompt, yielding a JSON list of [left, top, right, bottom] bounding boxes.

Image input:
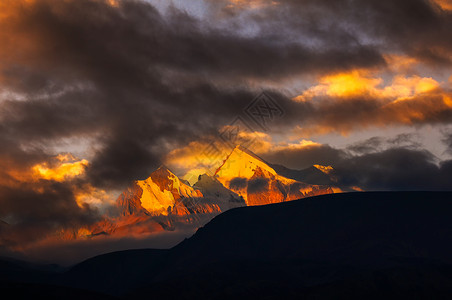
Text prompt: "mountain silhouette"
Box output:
[[58, 191, 452, 299]]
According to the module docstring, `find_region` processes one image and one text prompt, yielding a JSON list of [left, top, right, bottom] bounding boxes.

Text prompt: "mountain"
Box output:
[[54, 192, 452, 298], [111, 146, 335, 235], [117, 166, 219, 217], [215, 145, 334, 205], [91, 167, 238, 237], [67, 146, 336, 239]]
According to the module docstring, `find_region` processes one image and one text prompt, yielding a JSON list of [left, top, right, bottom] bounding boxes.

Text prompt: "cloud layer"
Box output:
[[1, 0, 452, 246]]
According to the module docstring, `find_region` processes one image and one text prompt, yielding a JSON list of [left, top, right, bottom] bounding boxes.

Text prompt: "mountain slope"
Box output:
[[169, 191, 452, 266]]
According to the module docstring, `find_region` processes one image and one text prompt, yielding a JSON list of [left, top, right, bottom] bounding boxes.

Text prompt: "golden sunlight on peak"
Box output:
[[165, 128, 271, 177], [32, 156, 89, 182]]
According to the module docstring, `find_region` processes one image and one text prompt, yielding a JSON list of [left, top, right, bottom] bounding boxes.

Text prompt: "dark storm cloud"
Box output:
[[347, 134, 422, 154], [0, 180, 98, 246], [334, 148, 452, 191], [262, 144, 347, 170], [346, 0, 452, 65], [0, 0, 389, 190], [263, 143, 452, 191], [215, 0, 452, 65], [347, 137, 384, 154]]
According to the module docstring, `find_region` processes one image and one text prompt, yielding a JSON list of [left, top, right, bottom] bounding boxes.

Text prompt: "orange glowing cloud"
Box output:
[[1, 153, 113, 209], [384, 76, 440, 101], [1, 153, 88, 186], [294, 70, 441, 102], [294, 89, 452, 137], [32, 154, 89, 182], [29, 154, 114, 208], [288, 63, 452, 137], [294, 70, 383, 101]]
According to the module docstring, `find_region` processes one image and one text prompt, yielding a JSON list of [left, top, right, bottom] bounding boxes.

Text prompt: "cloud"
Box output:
[[1, 0, 452, 251], [32, 154, 89, 182], [0, 0, 447, 192], [294, 71, 441, 102], [258, 139, 452, 191], [261, 143, 347, 170], [0, 150, 106, 247], [442, 131, 452, 154], [290, 89, 452, 137], [247, 178, 269, 193], [333, 148, 452, 191], [347, 133, 422, 154], [0, 180, 99, 247], [229, 177, 248, 191], [233, 0, 452, 66]]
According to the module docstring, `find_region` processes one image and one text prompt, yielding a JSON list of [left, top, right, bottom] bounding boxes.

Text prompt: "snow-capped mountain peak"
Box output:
[[214, 146, 333, 204]]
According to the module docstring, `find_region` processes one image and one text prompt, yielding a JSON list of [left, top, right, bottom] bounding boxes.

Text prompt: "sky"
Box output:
[[1, 0, 452, 251]]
